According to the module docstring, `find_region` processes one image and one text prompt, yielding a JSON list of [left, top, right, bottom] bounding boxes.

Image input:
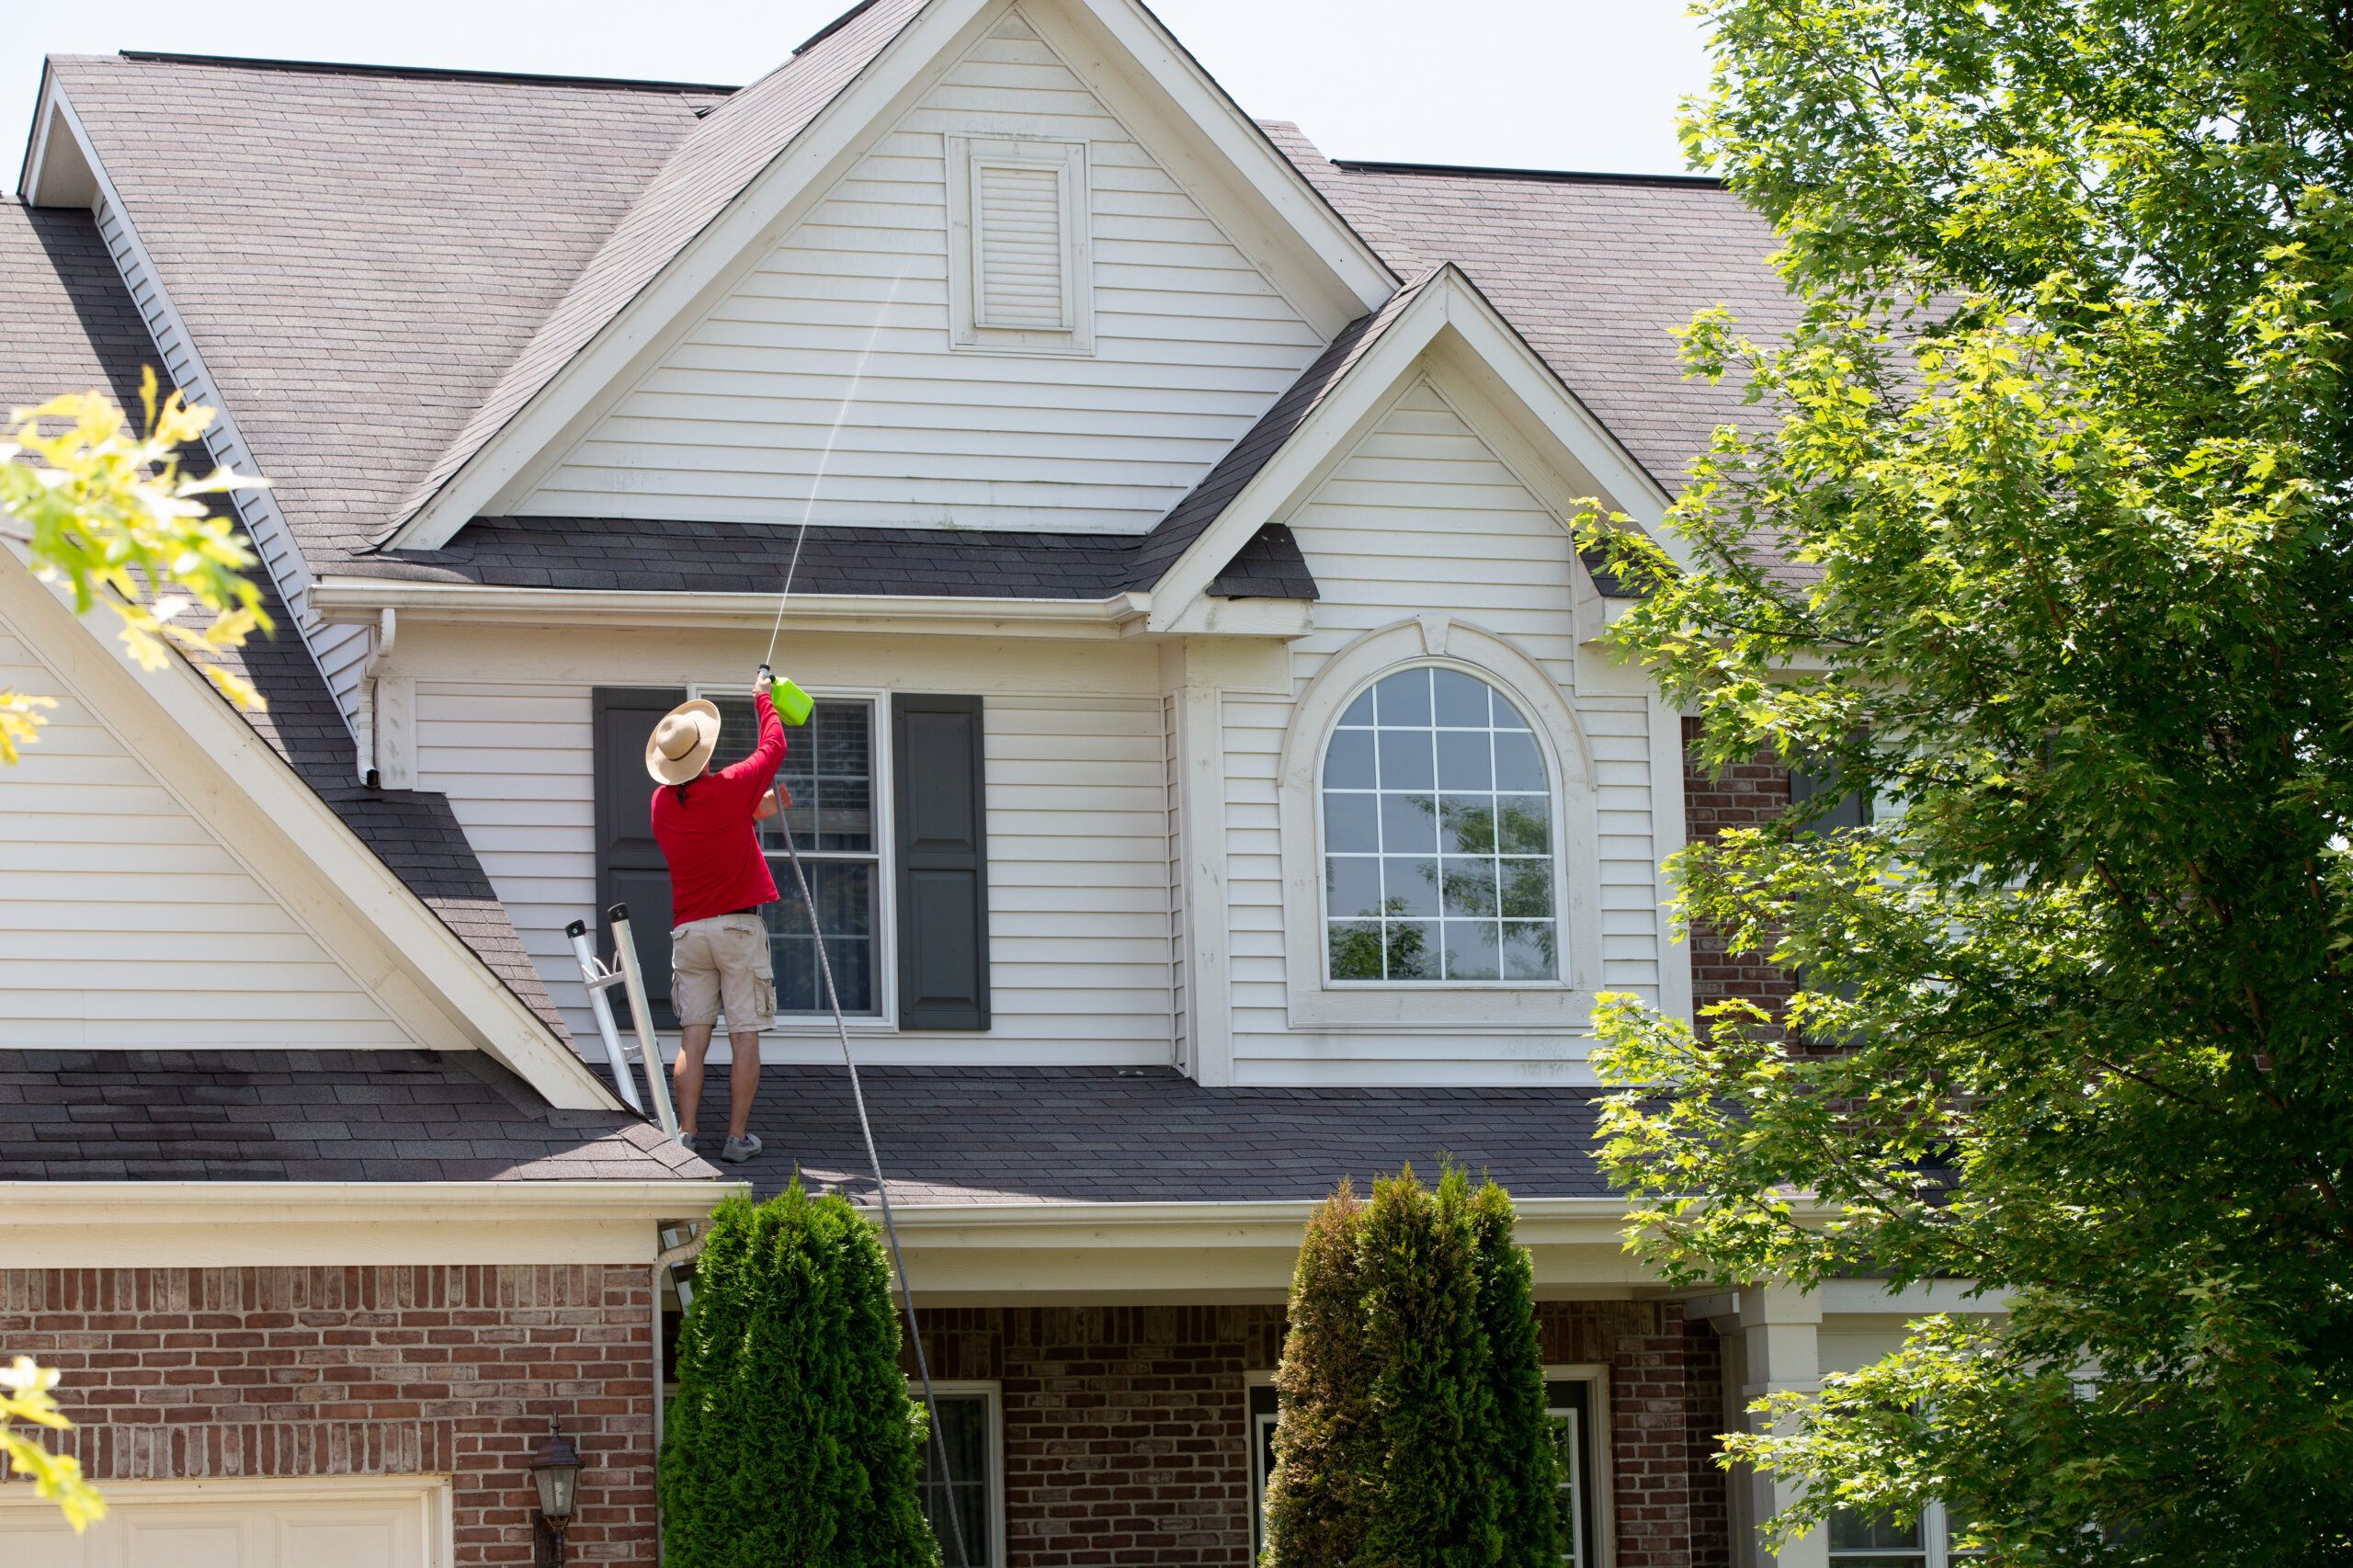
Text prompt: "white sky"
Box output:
[[4, 0, 1713, 188]]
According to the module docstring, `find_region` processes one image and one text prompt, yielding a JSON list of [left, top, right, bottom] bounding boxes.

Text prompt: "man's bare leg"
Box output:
[[726, 1030, 761, 1141], [674, 1024, 714, 1137]]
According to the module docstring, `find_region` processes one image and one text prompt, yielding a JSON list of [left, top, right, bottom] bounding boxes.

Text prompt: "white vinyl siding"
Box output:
[[1220, 378, 1667, 1085], [413, 681, 1175, 1064], [521, 8, 1322, 531], [0, 629, 411, 1048]]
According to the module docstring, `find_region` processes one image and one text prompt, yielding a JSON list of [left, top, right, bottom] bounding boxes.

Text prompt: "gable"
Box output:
[[0, 622, 415, 1049], [1288, 376, 1583, 676], [1137, 265, 1675, 630], [507, 7, 1329, 533]]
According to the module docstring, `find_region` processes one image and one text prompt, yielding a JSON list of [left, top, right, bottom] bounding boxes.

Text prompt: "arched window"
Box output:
[[1321, 665, 1557, 983]]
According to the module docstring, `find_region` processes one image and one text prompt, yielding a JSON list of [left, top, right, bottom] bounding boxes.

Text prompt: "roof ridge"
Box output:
[[108, 49, 739, 95], [1331, 157, 1724, 190]]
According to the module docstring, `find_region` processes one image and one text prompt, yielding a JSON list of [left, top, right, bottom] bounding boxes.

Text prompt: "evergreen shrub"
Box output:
[[1263, 1165, 1562, 1568], [660, 1183, 938, 1568]]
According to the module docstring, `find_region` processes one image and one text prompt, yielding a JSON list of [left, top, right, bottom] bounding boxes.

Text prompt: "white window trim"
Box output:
[[945, 132, 1095, 357], [1245, 1369, 1279, 1557], [1830, 1499, 1974, 1568], [1279, 617, 1603, 1029], [923, 1380, 1007, 1568], [1246, 1366, 1608, 1565], [692, 682, 898, 1031], [1545, 1362, 1614, 1568]]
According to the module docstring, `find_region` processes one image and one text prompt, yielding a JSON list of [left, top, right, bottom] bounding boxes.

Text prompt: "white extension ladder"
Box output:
[[564, 902, 680, 1140]]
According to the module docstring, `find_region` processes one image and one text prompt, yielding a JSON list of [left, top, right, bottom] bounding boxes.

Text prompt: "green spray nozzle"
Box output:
[[769, 675, 813, 727]]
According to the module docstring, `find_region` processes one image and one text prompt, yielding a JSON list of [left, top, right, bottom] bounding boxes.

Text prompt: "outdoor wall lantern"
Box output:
[[529, 1418, 584, 1566]]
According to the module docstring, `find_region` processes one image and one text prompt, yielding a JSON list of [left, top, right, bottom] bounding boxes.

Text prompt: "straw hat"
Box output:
[[645, 699, 722, 785]]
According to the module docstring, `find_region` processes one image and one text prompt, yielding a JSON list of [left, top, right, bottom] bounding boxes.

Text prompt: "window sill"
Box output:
[[1284, 983, 1605, 1031]]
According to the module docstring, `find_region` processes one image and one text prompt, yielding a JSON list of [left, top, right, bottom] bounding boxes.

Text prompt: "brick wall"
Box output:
[[914, 1301, 1730, 1568], [1, 1265, 656, 1566], [1536, 1301, 1732, 1568], [915, 1305, 1283, 1568], [1682, 716, 1798, 1020]]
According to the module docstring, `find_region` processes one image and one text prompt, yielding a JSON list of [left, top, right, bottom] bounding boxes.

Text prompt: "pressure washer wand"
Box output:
[[767, 777, 969, 1568]]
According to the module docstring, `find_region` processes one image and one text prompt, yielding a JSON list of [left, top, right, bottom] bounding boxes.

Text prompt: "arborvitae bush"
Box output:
[[661, 1183, 938, 1568], [1466, 1178, 1563, 1568], [1264, 1165, 1561, 1568], [1263, 1180, 1373, 1568]]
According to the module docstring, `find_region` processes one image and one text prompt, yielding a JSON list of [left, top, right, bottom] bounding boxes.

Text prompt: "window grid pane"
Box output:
[[917, 1393, 994, 1568], [712, 696, 881, 1017], [1323, 668, 1556, 983]]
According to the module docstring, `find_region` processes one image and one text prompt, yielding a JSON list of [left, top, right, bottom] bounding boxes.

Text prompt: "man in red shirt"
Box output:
[[644, 666, 789, 1163]]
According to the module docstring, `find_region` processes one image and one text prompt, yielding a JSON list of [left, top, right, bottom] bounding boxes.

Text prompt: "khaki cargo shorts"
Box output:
[[670, 911, 776, 1033]]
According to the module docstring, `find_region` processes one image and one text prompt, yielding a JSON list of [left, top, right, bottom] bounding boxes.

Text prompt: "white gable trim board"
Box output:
[[508, 7, 1331, 532], [389, 0, 1392, 551], [1147, 266, 1685, 630], [31, 77, 375, 735], [0, 552, 619, 1109]]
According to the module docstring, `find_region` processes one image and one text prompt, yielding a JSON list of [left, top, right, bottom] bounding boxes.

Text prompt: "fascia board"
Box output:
[[16, 63, 68, 204], [0, 552, 619, 1110], [0, 1180, 741, 1223], [2, 1180, 745, 1267], [1045, 0, 1394, 320], [881, 1194, 1651, 1245], [313, 578, 1159, 639]]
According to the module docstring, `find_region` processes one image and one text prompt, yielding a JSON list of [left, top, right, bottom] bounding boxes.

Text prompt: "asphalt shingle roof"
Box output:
[[1269, 126, 1804, 499], [700, 1066, 1609, 1205], [37, 49, 1800, 598], [394, 0, 928, 530], [0, 199, 567, 1040], [44, 51, 723, 569], [4, 1050, 716, 1181]]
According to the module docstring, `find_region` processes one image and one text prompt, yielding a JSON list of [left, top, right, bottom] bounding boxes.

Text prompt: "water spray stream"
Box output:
[[764, 259, 915, 666], [756, 256, 971, 1566]]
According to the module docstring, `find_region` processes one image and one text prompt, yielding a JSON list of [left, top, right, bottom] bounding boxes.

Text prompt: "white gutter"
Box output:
[[0, 1180, 743, 1222], [1, 1179, 746, 1268], [314, 578, 1155, 638]]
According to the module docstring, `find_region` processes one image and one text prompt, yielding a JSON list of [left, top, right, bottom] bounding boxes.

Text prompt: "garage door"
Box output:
[[0, 1479, 449, 1568]]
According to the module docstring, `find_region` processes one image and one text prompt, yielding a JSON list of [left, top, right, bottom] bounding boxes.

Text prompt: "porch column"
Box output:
[[1725, 1283, 1827, 1568]]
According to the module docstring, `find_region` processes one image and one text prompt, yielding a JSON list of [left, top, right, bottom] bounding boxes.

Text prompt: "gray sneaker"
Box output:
[[720, 1133, 764, 1165]]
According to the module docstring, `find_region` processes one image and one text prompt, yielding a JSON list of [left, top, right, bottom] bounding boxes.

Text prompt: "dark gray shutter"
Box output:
[[892, 693, 990, 1030], [594, 687, 686, 1030]]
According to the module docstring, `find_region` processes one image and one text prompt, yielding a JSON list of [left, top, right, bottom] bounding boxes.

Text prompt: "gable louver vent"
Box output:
[[975, 162, 1068, 328], [948, 135, 1094, 355]]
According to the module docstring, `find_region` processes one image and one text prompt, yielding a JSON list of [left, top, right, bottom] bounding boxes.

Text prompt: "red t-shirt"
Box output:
[[651, 688, 788, 926]]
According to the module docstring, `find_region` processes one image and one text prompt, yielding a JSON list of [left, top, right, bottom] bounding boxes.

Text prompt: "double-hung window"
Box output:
[[1829, 1504, 1980, 1568], [1545, 1371, 1605, 1567], [711, 694, 883, 1017], [916, 1384, 1002, 1568]]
